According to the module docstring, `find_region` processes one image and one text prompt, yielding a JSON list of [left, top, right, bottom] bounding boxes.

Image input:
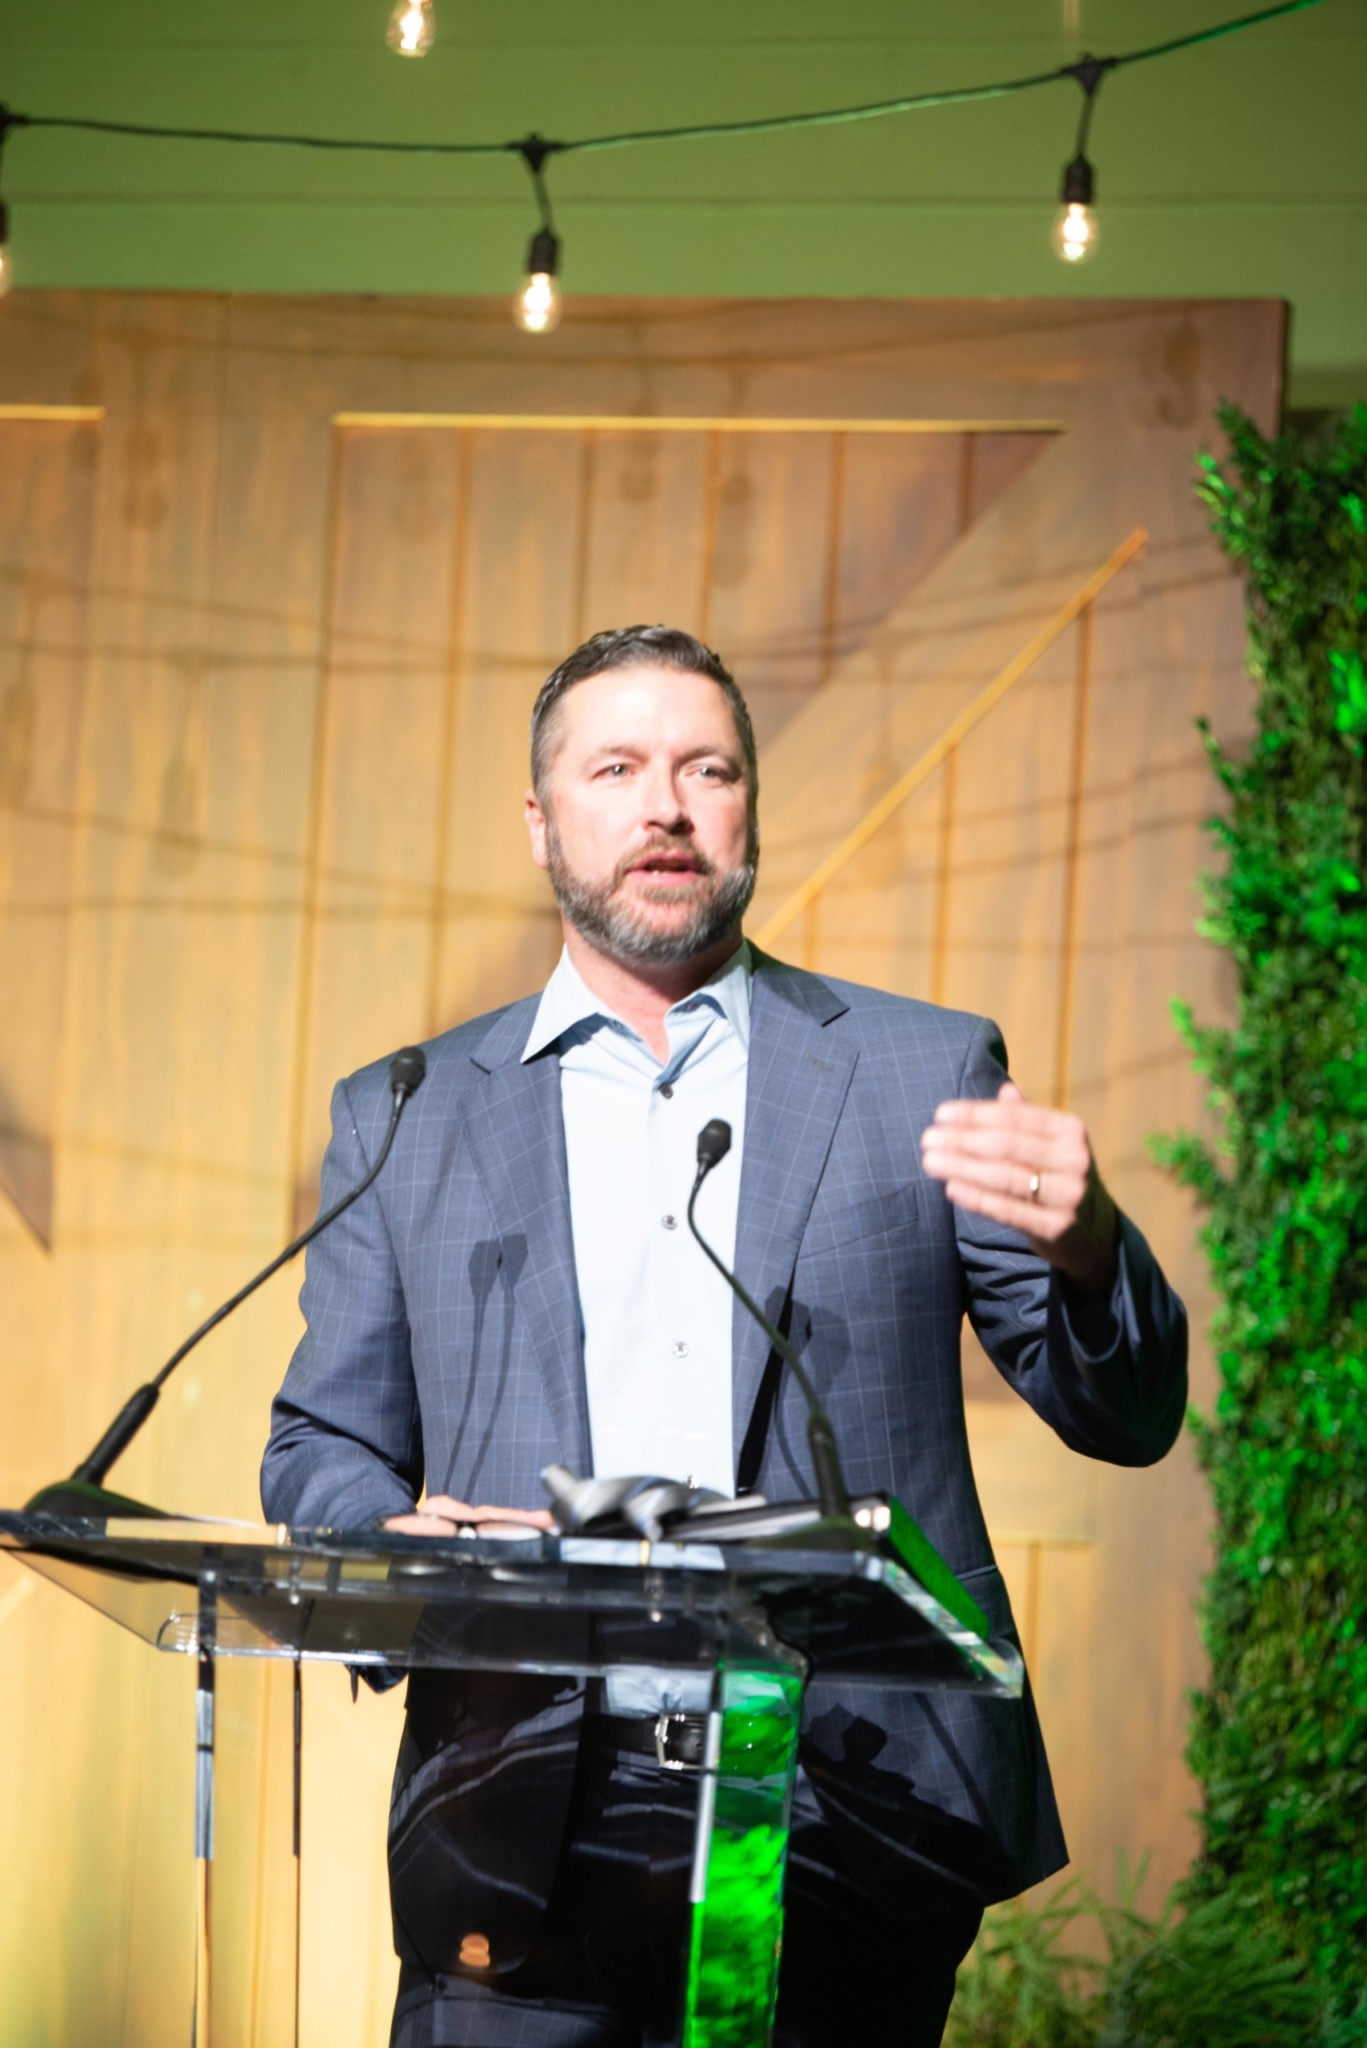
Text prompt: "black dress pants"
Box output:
[[390, 1737, 982, 2048]]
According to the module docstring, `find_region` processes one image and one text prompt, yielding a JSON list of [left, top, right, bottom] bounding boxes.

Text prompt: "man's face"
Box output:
[[525, 664, 758, 967]]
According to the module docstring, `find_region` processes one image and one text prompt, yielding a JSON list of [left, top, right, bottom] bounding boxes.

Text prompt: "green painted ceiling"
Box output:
[[1, 0, 1364, 405]]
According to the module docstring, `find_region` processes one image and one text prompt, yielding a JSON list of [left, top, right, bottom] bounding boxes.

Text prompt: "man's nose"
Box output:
[[638, 764, 691, 832]]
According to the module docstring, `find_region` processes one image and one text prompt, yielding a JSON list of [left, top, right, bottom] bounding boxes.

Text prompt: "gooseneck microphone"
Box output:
[[27, 1047, 428, 1518], [687, 1117, 855, 1529]]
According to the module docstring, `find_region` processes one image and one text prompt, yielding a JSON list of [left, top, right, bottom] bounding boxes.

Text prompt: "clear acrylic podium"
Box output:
[[0, 1504, 1022, 2048]]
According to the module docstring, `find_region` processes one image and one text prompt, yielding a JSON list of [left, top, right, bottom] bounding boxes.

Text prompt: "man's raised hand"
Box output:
[[919, 1080, 1119, 1296]]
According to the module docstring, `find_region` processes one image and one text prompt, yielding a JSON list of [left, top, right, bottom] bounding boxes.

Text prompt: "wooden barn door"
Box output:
[[289, 412, 1045, 1229], [0, 294, 1282, 2047]]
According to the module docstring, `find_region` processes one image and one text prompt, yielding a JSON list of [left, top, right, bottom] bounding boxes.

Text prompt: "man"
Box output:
[[263, 625, 1186, 2048]]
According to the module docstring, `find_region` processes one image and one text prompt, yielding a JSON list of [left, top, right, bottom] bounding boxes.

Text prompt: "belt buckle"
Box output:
[[654, 1710, 699, 1772]]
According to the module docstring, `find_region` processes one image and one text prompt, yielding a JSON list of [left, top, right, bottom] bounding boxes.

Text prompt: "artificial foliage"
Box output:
[[946, 1874, 1329, 2048], [1152, 401, 1367, 2021]]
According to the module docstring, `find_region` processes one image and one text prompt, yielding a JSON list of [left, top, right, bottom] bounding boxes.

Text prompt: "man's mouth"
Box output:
[[631, 856, 703, 875], [614, 843, 713, 884]]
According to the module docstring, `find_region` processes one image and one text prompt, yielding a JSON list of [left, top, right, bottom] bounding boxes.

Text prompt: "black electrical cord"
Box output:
[[518, 136, 558, 237], [1065, 58, 1109, 162], [0, 0, 1321, 172]]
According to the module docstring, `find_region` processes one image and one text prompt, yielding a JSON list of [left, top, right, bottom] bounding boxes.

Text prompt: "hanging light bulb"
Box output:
[[1051, 54, 1106, 268], [516, 228, 561, 335], [0, 200, 11, 299], [386, 0, 433, 57], [1053, 154, 1097, 264]]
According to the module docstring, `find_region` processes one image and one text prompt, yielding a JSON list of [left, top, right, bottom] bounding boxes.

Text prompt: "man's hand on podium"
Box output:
[[384, 1494, 555, 1537]]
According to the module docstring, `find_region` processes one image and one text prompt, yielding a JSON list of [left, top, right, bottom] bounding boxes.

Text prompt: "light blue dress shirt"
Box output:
[[522, 942, 751, 1500]]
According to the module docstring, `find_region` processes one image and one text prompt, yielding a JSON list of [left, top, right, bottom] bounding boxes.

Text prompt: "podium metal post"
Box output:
[[193, 1579, 216, 2047]]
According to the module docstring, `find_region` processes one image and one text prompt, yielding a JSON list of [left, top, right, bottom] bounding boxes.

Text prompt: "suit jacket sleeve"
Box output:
[[260, 1076, 423, 1529], [954, 1018, 1188, 1466]]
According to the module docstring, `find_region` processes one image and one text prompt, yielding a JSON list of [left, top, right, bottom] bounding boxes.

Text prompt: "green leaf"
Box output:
[[1329, 649, 1367, 735]]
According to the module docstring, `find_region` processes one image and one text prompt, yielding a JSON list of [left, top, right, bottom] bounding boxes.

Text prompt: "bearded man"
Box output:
[[262, 624, 1186, 2048]]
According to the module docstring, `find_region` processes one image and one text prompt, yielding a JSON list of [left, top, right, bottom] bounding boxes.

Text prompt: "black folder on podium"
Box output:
[[0, 1502, 1022, 2048]]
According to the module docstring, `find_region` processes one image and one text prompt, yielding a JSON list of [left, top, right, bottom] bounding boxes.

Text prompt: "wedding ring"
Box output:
[[1027, 1171, 1042, 1203]]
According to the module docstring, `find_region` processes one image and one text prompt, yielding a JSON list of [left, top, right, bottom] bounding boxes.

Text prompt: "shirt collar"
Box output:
[[522, 940, 752, 1063]]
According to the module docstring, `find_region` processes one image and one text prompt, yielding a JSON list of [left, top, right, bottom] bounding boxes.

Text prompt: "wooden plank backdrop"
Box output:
[[0, 293, 1282, 2046]]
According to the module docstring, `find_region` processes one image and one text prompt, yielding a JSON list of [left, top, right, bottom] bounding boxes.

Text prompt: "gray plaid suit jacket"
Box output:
[[262, 951, 1187, 1967]]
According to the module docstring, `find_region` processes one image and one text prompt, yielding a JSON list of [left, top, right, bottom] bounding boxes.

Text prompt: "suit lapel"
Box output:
[[732, 956, 856, 1466], [459, 1002, 592, 1476]]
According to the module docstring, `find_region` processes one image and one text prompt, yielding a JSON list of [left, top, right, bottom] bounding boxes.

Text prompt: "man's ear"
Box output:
[[525, 787, 550, 871]]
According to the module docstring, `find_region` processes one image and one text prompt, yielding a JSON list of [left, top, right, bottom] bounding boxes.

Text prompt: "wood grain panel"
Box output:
[[0, 294, 349, 2045], [703, 431, 840, 748], [0, 418, 100, 1246], [835, 433, 964, 658], [965, 1396, 1097, 1546], [211, 1658, 306, 2048], [292, 425, 461, 1229], [33, 295, 238, 2047], [965, 431, 1052, 528], [580, 428, 712, 641], [997, 1540, 1099, 1880], [433, 427, 587, 1028], [297, 1669, 407, 2046], [806, 772, 942, 996], [936, 633, 1077, 1103]]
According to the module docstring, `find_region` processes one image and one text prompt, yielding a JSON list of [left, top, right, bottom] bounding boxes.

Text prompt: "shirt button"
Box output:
[[671, 1341, 689, 1358], [659, 1083, 674, 1099], [662, 1214, 677, 1231]]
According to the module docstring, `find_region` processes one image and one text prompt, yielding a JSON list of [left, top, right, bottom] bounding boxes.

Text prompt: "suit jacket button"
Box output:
[[458, 1932, 491, 1969]]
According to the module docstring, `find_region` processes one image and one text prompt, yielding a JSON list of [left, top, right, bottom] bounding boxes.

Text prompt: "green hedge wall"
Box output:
[[1154, 402, 1367, 2022]]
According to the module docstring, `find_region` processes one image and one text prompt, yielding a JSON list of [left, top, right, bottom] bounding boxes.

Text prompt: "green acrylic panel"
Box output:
[[681, 1663, 804, 2048], [883, 1494, 991, 1641]]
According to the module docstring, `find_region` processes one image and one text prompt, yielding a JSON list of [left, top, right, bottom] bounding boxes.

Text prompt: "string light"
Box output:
[[515, 138, 561, 335], [517, 229, 560, 333], [1053, 56, 1106, 266], [386, 0, 433, 58], [1054, 160, 1097, 264]]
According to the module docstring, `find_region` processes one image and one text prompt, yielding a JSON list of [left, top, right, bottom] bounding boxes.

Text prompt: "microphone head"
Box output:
[[389, 1046, 427, 1101], [696, 1118, 732, 1172]]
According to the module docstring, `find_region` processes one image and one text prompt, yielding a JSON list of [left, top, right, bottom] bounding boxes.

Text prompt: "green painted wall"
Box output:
[[1, 0, 1364, 406]]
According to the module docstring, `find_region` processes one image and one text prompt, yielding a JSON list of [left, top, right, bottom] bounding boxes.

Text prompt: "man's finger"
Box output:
[[424, 1495, 554, 1529], [923, 1149, 1084, 1210], [384, 1512, 461, 1535], [472, 1505, 555, 1529], [940, 1177, 1070, 1242], [931, 1096, 1067, 1135], [420, 1494, 477, 1520], [922, 1147, 1026, 1195], [922, 1123, 1088, 1171]]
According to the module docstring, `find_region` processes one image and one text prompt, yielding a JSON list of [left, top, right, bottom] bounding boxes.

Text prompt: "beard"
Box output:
[[544, 820, 758, 967]]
